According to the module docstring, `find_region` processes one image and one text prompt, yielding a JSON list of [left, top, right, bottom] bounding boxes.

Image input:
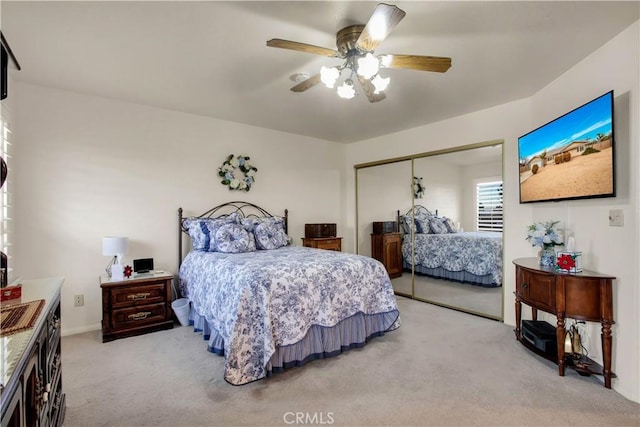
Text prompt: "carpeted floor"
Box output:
[[61, 297, 639, 426]]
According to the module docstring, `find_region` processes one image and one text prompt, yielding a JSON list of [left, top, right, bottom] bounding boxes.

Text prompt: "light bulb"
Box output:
[[357, 53, 379, 79], [337, 79, 356, 99], [320, 66, 340, 88], [371, 74, 390, 93]]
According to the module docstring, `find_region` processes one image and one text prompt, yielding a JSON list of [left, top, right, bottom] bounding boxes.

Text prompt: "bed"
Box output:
[[399, 205, 503, 287], [177, 201, 400, 385]]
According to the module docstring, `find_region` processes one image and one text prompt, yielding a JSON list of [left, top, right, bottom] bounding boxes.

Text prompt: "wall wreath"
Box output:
[[218, 154, 258, 191]]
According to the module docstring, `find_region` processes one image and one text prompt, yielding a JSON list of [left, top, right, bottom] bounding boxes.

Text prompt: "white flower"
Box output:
[[246, 169, 255, 177], [229, 178, 240, 189], [238, 181, 247, 189], [230, 157, 240, 168]]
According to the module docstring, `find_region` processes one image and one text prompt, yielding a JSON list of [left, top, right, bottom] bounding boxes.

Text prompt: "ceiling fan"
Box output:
[[266, 3, 452, 102]]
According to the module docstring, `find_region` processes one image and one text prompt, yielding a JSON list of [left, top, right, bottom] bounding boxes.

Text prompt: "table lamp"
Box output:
[[103, 236, 128, 280]]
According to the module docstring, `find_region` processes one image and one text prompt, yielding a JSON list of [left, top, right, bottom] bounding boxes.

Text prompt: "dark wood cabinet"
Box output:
[[1, 277, 66, 427], [513, 258, 616, 388], [100, 272, 174, 342], [371, 232, 402, 279], [301, 237, 342, 252]]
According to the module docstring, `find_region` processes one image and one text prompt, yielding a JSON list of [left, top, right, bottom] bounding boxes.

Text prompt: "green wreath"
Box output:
[[218, 154, 257, 191]]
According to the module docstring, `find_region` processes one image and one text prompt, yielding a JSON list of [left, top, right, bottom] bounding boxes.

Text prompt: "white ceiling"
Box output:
[[2, 1, 638, 143]]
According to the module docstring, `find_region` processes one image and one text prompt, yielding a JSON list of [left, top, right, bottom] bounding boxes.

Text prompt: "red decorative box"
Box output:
[[0, 284, 22, 301]]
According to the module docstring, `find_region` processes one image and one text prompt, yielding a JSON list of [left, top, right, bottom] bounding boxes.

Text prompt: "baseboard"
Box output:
[[62, 323, 101, 337]]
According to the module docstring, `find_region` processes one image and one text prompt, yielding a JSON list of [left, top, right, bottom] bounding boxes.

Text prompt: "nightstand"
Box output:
[[371, 232, 402, 278], [301, 237, 342, 251], [100, 271, 174, 342]]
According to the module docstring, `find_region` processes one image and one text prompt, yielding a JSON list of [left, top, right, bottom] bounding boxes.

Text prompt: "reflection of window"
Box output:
[[1, 106, 12, 283], [476, 180, 503, 232]]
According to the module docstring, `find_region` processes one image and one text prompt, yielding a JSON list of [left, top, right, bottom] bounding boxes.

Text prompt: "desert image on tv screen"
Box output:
[[518, 93, 614, 203]]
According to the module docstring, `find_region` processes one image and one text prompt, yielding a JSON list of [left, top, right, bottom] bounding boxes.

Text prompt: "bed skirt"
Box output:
[[404, 260, 500, 288], [189, 306, 400, 384]]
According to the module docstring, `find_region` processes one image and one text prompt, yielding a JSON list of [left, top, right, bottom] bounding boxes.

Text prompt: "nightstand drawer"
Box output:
[[301, 237, 342, 252], [111, 303, 167, 331], [111, 283, 167, 309], [316, 239, 340, 250]]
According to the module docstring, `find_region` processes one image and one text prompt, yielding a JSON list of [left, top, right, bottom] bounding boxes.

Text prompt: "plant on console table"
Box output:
[[526, 220, 563, 267]]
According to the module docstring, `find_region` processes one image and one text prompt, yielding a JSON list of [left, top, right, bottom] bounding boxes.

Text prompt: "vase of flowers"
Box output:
[[526, 220, 563, 268]]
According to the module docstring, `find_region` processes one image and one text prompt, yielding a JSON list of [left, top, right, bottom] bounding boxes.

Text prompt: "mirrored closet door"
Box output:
[[411, 145, 503, 319], [356, 160, 413, 297], [355, 141, 504, 320]]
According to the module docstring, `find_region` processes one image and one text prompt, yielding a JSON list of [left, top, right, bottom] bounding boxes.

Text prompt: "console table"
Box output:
[[513, 257, 616, 388]]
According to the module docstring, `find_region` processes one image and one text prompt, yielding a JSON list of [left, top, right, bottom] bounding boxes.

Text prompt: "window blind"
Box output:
[[1, 105, 12, 284], [476, 181, 503, 232]]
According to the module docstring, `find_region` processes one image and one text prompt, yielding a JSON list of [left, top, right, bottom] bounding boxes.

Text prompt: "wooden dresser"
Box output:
[[1, 277, 66, 426], [513, 257, 616, 388], [301, 237, 342, 252], [100, 272, 174, 342], [371, 232, 402, 279]]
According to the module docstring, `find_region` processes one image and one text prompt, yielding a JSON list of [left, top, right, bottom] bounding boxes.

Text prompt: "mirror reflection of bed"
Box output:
[[356, 142, 504, 320]]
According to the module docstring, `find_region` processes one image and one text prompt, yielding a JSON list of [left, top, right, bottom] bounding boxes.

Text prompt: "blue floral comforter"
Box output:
[[403, 232, 503, 286], [179, 246, 400, 385]]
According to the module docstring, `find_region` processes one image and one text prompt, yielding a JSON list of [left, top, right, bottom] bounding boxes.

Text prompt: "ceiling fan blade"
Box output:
[[357, 75, 386, 103], [356, 3, 406, 52], [290, 74, 321, 92], [382, 54, 452, 73], [266, 39, 340, 58]]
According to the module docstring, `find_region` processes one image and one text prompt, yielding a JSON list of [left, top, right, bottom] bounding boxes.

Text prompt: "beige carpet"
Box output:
[[392, 273, 502, 319], [61, 297, 639, 426]]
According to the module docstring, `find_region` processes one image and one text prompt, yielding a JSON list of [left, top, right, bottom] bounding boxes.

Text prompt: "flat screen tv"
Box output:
[[518, 90, 615, 204]]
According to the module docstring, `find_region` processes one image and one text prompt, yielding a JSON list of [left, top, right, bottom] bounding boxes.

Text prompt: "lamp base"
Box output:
[[111, 264, 125, 281]]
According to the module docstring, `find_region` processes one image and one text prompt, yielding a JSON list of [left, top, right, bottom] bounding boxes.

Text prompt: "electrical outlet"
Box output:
[[609, 209, 624, 227], [74, 294, 84, 307]]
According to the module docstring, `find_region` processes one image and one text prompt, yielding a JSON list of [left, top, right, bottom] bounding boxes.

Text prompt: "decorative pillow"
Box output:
[[443, 217, 457, 233], [214, 223, 256, 253], [253, 218, 290, 250], [414, 216, 431, 234], [183, 213, 239, 252], [400, 215, 416, 235], [429, 217, 449, 234]]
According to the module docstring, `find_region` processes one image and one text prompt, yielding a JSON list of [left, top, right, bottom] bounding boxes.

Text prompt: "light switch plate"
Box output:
[[609, 209, 624, 226]]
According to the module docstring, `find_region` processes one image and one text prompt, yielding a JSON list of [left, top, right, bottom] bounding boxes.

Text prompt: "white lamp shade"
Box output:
[[102, 237, 128, 263]]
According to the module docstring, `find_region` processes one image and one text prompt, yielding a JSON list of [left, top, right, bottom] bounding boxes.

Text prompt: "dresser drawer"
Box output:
[[111, 303, 167, 331], [110, 282, 167, 309]]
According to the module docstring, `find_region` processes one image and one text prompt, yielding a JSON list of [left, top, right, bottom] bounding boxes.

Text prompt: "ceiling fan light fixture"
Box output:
[[320, 66, 340, 88], [371, 74, 390, 93], [378, 54, 392, 68], [356, 53, 380, 79], [337, 79, 356, 99]]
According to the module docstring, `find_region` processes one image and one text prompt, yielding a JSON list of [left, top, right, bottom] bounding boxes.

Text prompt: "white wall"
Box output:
[[413, 156, 463, 224], [344, 21, 639, 401], [13, 82, 345, 335]]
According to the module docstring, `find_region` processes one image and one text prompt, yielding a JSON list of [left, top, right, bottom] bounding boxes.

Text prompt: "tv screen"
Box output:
[[518, 91, 615, 204]]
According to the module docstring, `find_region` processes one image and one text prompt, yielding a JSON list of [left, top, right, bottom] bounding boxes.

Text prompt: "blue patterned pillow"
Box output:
[[253, 218, 290, 250], [443, 217, 457, 233], [400, 215, 416, 235], [184, 213, 239, 252], [429, 217, 449, 234], [415, 216, 431, 234], [214, 223, 256, 253]]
